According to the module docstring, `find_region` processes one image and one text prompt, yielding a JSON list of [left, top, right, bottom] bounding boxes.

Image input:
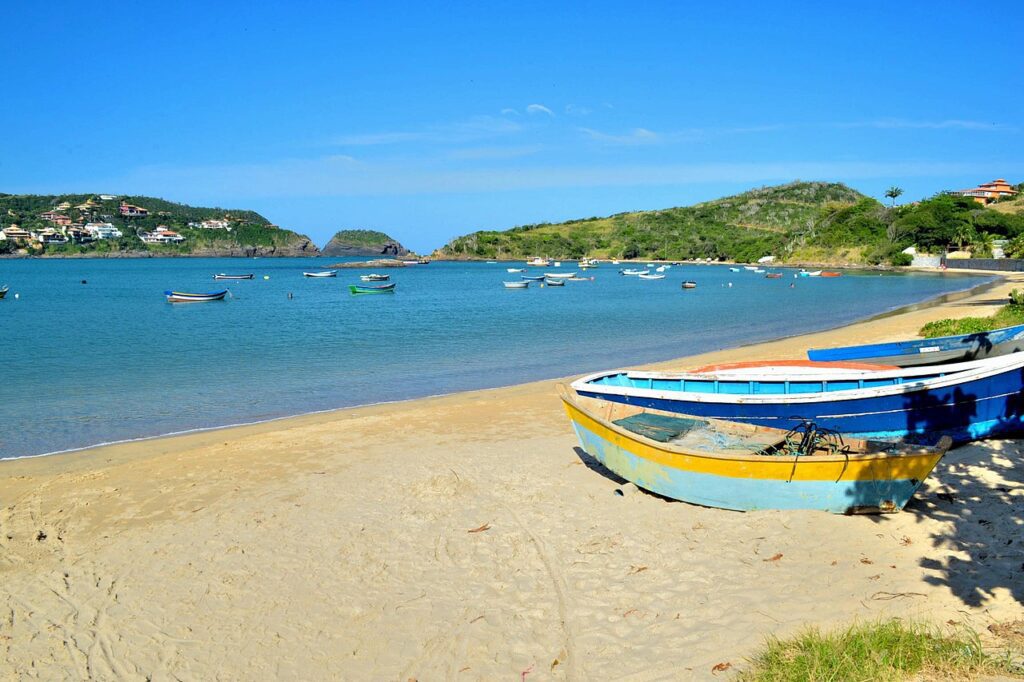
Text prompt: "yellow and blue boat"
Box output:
[[559, 385, 950, 514]]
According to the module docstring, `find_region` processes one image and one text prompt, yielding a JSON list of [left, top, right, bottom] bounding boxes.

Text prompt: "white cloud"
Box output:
[[834, 119, 1016, 132], [330, 116, 522, 146], [500, 108, 519, 116], [579, 127, 662, 145], [526, 103, 554, 116], [86, 157, 1016, 201], [565, 104, 592, 116]]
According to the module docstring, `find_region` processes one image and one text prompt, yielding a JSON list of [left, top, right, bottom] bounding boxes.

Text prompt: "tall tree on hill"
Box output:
[[885, 186, 904, 207]]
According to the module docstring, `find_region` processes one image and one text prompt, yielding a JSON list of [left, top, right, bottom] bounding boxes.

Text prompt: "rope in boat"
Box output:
[[777, 418, 850, 483]]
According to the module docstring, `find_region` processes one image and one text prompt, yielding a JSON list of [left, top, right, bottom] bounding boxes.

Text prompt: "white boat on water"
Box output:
[[304, 270, 337, 278], [507, 267, 525, 273], [638, 273, 666, 280], [655, 265, 667, 272], [503, 281, 529, 289], [554, 261, 561, 267], [729, 267, 741, 272], [743, 265, 759, 271], [360, 273, 390, 282], [527, 257, 550, 267], [621, 269, 650, 276], [544, 272, 577, 279], [612, 259, 620, 265]]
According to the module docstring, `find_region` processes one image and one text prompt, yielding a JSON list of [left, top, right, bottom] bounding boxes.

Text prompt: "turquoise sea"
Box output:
[[0, 258, 992, 460]]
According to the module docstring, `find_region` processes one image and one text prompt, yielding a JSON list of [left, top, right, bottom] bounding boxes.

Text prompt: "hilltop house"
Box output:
[[0, 226, 31, 242], [98, 194, 118, 201], [951, 178, 1018, 205], [55, 201, 71, 210], [188, 218, 231, 230], [119, 202, 149, 218], [140, 226, 184, 244], [84, 222, 123, 239], [32, 228, 69, 245], [66, 226, 95, 243], [40, 211, 72, 226]]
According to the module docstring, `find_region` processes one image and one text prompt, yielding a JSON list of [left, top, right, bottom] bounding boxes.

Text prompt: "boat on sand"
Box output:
[[559, 385, 950, 514]]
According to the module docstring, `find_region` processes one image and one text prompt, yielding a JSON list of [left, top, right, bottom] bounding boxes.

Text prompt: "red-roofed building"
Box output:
[[119, 202, 149, 217], [40, 211, 72, 226], [951, 178, 1018, 205]]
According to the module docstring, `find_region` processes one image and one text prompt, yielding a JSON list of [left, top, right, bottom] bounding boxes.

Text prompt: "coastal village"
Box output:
[[0, 193, 284, 254]]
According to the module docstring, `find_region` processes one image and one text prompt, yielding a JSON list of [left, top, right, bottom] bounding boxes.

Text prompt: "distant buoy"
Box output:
[[728, 282, 733, 287], [14, 293, 19, 299], [288, 292, 294, 299], [263, 275, 270, 280], [80, 279, 87, 284]]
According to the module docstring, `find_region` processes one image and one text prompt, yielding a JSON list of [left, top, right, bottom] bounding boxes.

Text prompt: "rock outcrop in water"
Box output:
[[321, 230, 411, 257]]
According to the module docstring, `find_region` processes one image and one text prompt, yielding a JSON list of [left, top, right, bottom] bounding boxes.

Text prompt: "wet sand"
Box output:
[[2, 271, 1023, 680]]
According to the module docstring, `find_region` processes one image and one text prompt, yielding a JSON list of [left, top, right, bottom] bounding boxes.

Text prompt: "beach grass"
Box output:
[[919, 293, 1024, 338], [737, 619, 1023, 681]]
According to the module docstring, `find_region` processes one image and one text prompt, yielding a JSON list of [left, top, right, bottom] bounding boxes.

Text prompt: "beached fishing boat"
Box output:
[[360, 273, 390, 282], [620, 269, 649, 276], [572, 353, 1024, 444], [560, 386, 949, 513], [503, 281, 529, 289], [545, 272, 577, 279], [507, 268, 525, 273], [544, 278, 566, 286], [681, 281, 697, 289], [164, 290, 228, 303], [349, 283, 396, 294], [304, 270, 337, 278], [213, 274, 254, 280], [808, 323, 1024, 367], [638, 273, 666, 280], [521, 274, 546, 281]]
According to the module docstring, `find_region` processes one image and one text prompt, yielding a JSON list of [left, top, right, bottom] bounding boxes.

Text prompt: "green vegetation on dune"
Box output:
[[436, 181, 1024, 265], [919, 290, 1024, 338], [328, 229, 395, 246], [738, 618, 1022, 681]]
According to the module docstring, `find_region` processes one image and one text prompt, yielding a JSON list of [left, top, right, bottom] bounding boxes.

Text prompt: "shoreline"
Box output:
[[2, 271, 1022, 679], [1, 270, 1000, 466]]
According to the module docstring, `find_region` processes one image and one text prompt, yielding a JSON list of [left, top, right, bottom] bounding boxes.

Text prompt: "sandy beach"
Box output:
[[2, 271, 1023, 680]]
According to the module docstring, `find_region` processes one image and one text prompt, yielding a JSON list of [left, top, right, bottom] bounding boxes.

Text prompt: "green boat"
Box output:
[[349, 283, 396, 294]]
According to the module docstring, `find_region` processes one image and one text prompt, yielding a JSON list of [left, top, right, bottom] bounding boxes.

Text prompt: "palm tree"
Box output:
[[885, 186, 904, 207], [953, 223, 976, 251]]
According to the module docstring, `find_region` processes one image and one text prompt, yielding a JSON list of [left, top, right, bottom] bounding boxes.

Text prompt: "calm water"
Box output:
[[0, 258, 991, 459]]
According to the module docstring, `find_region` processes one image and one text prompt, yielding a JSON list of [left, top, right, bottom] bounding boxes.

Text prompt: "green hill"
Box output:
[[0, 193, 319, 257], [321, 229, 411, 257], [435, 181, 1024, 265]]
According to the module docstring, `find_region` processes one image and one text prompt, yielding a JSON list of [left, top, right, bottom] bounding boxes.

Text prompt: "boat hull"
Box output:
[[213, 274, 254, 280], [808, 323, 1024, 367], [503, 281, 529, 289], [574, 355, 1024, 444], [562, 392, 945, 513], [0, 286, 7, 300], [349, 283, 396, 294], [164, 290, 228, 303], [304, 271, 337, 278]]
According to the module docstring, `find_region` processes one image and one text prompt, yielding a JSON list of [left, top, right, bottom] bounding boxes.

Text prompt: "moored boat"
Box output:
[[304, 270, 337, 278], [681, 281, 697, 289], [729, 267, 741, 272], [638, 273, 666, 280], [507, 268, 526, 273], [743, 265, 759, 271], [0, 285, 7, 300], [164, 289, 228, 303], [808, 323, 1024, 367], [544, 272, 577, 278], [349, 283, 396, 294], [820, 271, 841, 277], [765, 273, 783, 279], [521, 274, 546, 281], [360, 273, 390, 282], [503, 281, 529, 289], [560, 385, 950, 514], [620, 269, 650, 276], [544, 278, 566, 286], [572, 353, 1024, 444], [213, 274, 254, 280]]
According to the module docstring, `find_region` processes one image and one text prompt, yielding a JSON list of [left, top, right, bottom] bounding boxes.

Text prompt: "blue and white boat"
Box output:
[[808, 323, 1024, 367], [572, 353, 1024, 444], [521, 274, 546, 281]]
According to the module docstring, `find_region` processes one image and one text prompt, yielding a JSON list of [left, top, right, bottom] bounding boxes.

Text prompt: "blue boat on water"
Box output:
[[807, 323, 1024, 367], [572, 353, 1024, 444]]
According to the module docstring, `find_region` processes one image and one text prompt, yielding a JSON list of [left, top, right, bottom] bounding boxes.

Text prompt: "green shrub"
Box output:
[[889, 252, 913, 266]]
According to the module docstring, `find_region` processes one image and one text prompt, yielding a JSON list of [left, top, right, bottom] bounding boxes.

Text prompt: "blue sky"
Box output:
[[3, 1, 1022, 252]]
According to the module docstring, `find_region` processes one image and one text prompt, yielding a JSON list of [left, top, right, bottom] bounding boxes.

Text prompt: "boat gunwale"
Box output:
[[559, 385, 949, 464]]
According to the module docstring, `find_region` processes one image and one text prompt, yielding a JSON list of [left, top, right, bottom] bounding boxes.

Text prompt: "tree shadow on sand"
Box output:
[[859, 368, 1024, 607]]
